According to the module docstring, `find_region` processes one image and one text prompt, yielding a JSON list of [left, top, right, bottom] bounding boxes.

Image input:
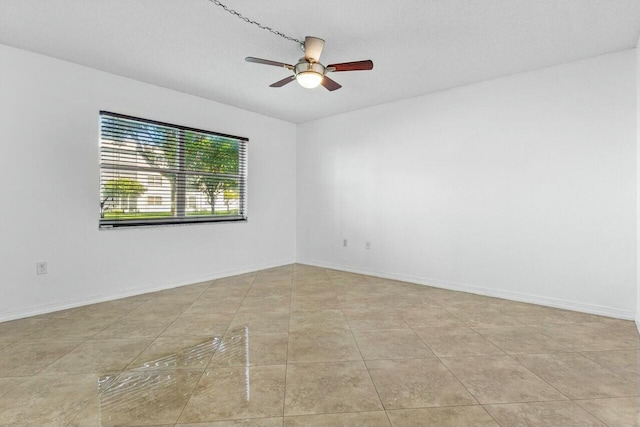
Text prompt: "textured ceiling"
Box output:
[[1, 0, 639, 123]]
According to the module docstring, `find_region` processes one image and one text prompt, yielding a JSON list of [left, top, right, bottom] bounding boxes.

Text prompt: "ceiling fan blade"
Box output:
[[246, 57, 294, 70], [269, 75, 295, 87], [326, 60, 374, 72], [304, 36, 325, 62], [321, 76, 342, 91]]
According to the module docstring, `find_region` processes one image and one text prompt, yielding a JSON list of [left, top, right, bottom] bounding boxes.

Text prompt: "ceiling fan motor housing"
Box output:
[[294, 59, 325, 77]]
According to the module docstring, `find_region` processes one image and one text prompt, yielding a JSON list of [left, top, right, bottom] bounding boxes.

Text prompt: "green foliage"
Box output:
[[104, 210, 172, 219], [223, 187, 240, 211], [223, 188, 240, 201], [185, 133, 240, 214], [115, 118, 181, 215], [103, 178, 146, 198], [101, 177, 146, 217], [114, 118, 180, 170], [110, 116, 242, 216]]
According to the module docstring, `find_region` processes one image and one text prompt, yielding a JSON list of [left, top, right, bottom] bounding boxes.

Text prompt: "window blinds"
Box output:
[[99, 111, 247, 227]]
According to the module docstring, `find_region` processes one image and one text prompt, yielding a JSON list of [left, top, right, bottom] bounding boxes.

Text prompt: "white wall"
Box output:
[[0, 44, 297, 321], [297, 50, 637, 319], [2, 43, 637, 323], [637, 39, 640, 331]]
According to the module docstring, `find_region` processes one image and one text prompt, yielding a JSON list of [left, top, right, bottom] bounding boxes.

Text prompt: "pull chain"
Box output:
[[208, 0, 304, 48]]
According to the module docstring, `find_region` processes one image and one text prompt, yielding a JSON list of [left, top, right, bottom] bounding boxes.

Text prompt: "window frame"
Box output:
[[99, 111, 248, 228], [147, 175, 163, 187], [146, 195, 163, 206]]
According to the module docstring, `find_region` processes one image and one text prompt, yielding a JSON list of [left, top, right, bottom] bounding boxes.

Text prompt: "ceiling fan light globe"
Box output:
[[296, 71, 323, 89]]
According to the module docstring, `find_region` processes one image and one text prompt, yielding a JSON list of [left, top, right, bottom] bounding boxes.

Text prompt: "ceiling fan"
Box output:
[[246, 36, 374, 91]]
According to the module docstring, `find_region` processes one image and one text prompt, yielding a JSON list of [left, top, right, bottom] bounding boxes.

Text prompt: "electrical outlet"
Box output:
[[343, 239, 348, 247], [36, 262, 48, 275], [365, 241, 371, 250]]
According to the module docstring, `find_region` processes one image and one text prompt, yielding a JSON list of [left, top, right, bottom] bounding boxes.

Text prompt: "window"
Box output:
[[188, 196, 197, 210], [147, 196, 163, 205], [100, 111, 248, 227], [147, 175, 162, 186]]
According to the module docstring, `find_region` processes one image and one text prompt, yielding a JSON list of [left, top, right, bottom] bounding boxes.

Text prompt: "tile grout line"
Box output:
[[332, 270, 392, 427], [397, 296, 582, 411], [129, 281, 215, 425], [380, 284, 558, 426], [2, 264, 638, 425], [174, 272, 257, 425], [571, 397, 633, 427], [282, 267, 294, 418], [135, 281, 215, 369], [44, 297, 178, 426], [469, 324, 568, 356], [502, 352, 572, 401]]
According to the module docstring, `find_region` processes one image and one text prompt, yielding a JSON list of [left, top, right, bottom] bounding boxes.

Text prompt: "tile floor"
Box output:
[[0, 264, 638, 426]]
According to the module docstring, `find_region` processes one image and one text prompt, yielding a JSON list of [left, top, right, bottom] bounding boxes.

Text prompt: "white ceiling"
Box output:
[[1, 1, 639, 123]]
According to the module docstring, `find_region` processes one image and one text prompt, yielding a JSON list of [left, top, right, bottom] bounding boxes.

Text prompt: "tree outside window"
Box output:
[[100, 112, 247, 227]]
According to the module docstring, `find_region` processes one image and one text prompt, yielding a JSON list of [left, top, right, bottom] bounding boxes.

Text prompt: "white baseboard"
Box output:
[[298, 259, 636, 321], [5, 257, 635, 325], [636, 312, 640, 336], [0, 258, 295, 323]]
